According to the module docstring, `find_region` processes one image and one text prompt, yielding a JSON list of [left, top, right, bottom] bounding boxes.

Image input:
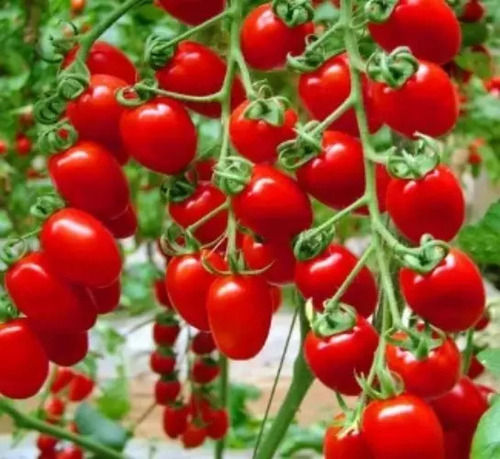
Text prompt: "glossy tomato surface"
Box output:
[[88, 279, 121, 314], [33, 328, 89, 366], [324, 423, 372, 459], [103, 203, 138, 239], [157, 0, 225, 25]]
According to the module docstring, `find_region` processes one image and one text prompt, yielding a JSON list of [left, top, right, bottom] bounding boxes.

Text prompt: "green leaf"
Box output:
[[477, 348, 500, 376], [96, 323, 126, 354], [97, 365, 131, 421], [471, 396, 500, 459]]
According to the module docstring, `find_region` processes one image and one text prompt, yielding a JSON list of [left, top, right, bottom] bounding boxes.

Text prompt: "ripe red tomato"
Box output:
[[68, 373, 94, 402], [324, 422, 372, 459], [232, 164, 313, 240], [205, 408, 229, 439], [467, 355, 485, 379], [163, 403, 189, 438], [44, 396, 65, 422], [41, 208, 122, 288], [241, 3, 313, 70], [182, 422, 207, 448], [15, 134, 31, 156], [166, 250, 226, 330], [33, 328, 89, 367], [386, 165, 464, 243], [88, 280, 121, 314], [169, 182, 228, 244], [0, 319, 48, 399], [50, 367, 75, 394], [191, 332, 216, 354], [461, 0, 485, 22], [156, 41, 245, 118], [229, 100, 297, 163], [154, 279, 171, 307], [63, 41, 137, 85], [120, 97, 197, 175], [37, 434, 58, 453], [295, 244, 378, 316], [155, 378, 181, 405], [386, 331, 461, 399], [0, 139, 7, 154], [6, 252, 97, 333], [192, 357, 220, 384], [191, 158, 216, 182], [207, 275, 273, 360], [305, 315, 379, 395], [400, 249, 485, 332], [368, 0, 461, 65], [153, 321, 180, 346], [299, 54, 381, 136], [474, 309, 490, 331], [372, 60, 459, 138], [56, 446, 84, 459], [49, 141, 130, 220], [443, 429, 472, 459], [71, 0, 86, 14], [270, 285, 283, 313], [103, 204, 138, 239], [241, 234, 295, 285], [150, 349, 176, 375], [157, 0, 225, 25]]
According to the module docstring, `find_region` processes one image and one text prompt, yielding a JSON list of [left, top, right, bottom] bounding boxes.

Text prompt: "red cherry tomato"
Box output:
[[88, 279, 121, 314], [207, 275, 273, 360], [191, 158, 216, 182], [154, 279, 171, 307], [71, 0, 86, 14], [191, 331, 216, 354], [15, 134, 31, 156], [467, 355, 485, 379], [205, 409, 229, 440], [49, 141, 130, 220], [37, 434, 58, 453], [169, 182, 228, 244], [153, 321, 180, 346], [41, 208, 122, 288], [6, 252, 97, 333], [362, 394, 445, 459], [157, 0, 225, 25], [150, 349, 176, 375], [443, 429, 472, 459], [103, 203, 138, 239], [0, 139, 7, 154], [474, 309, 490, 331], [44, 396, 65, 422], [305, 315, 379, 395], [68, 373, 94, 402], [33, 328, 89, 366], [368, 0, 461, 65], [232, 164, 313, 240], [241, 3, 313, 70], [461, 0, 485, 22], [120, 97, 197, 175], [386, 165, 465, 243], [295, 244, 378, 316], [182, 422, 207, 448], [386, 331, 461, 399], [372, 60, 459, 138], [155, 378, 181, 405], [156, 41, 245, 118], [0, 319, 48, 399], [56, 446, 83, 459], [166, 250, 226, 330], [400, 249, 485, 332], [50, 367, 75, 394], [299, 54, 382, 136], [163, 403, 189, 438], [324, 422, 372, 459], [192, 357, 220, 384]]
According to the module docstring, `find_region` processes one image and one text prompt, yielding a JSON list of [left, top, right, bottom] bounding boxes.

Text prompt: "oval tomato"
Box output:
[[68, 373, 94, 402], [205, 408, 229, 440], [324, 422, 372, 459], [88, 279, 121, 314], [182, 422, 207, 448], [50, 367, 75, 394], [155, 378, 181, 405], [191, 331, 216, 354], [32, 327, 89, 366], [386, 165, 465, 243], [207, 275, 272, 360], [157, 0, 225, 25], [163, 403, 189, 438], [15, 134, 31, 156], [192, 357, 220, 384], [400, 249, 485, 332], [270, 285, 283, 313], [103, 203, 138, 239], [150, 349, 176, 375], [120, 97, 197, 175]]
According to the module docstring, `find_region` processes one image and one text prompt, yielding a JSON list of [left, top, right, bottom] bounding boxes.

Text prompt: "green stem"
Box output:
[[462, 328, 475, 374], [186, 201, 229, 233], [311, 96, 353, 134], [215, 355, 229, 459], [135, 84, 222, 103]]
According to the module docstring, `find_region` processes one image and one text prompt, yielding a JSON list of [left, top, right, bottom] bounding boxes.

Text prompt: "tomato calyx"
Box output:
[[161, 176, 197, 204], [293, 225, 335, 261], [145, 34, 176, 70], [364, 0, 398, 23], [213, 156, 253, 195], [278, 120, 322, 170], [398, 234, 449, 274], [159, 221, 201, 256], [243, 93, 291, 127], [155, 310, 180, 327], [386, 323, 446, 361], [309, 301, 358, 338], [0, 294, 19, 323], [115, 78, 157, 108], [367, 46, 419, 89], [38, 120, 78, 155], [272, 0, 315, 27], [30, 194, 66, 221]]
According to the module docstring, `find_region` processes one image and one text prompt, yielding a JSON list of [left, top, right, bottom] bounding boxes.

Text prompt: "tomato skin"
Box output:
[[386, 332, 461, 399], [166, 250, 226, 330], [44, 397, 65, 422], [241, 234, 295, 285], [153, 322, 180, 346], [68, 373, 94, 402], [295, 244, 378, 316], [103, 203, 137, 240], [50, 367, 75, 394], [15, 134, 31, 156], [157, 0, 225, 25], [191, 332, 216, 354], [373, 60, 459, 138], [56, 447, 84, 459], [156, 41, 245, 118], [163, 404, 189, 438], [324, 424, 372, 459], [305, 315, 379, 395], [368, 0, 461, 65], [150, 350, 176, 375], [88, 280, 121, 314], [0, 139, 7, 154], [400, 249, 485, 332], [232, 164, 313, 240], [33, 328, 89, 367], [49, 141, 130, 220], [155, 379, 181, 405], [467, 355, 485, 379], [443, 429, 472, 459], [207, 275, 273, 360], [169, 182, 228, 244], [155, 279, 171, 307], [6, 252, 97, 333], [0, 319, 49, 399], [182, 422, 207, 448], [37, 434, 58, 453], [299, 54, 381, 136], [241, 4, 313, 70], [205, 409, 229, 439], [192, 358, 220, 384], [41, 208, 122, 288], [120, 97, 197, 175]]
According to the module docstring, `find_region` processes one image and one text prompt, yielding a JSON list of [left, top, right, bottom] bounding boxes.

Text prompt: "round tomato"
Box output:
[[150, 349, 176, 375], [15, 134, 31, 156], [50, 367, 75, 394], [44, 397, 65, 422], [305, 315, 378, 395], [295, 244, 378, 316], [0, 139, 7, 154], [155, 378, 181, 405], [0, 319, 49, 399], [157, 0, 225, 25], [192, 357, 220, 384], [41, 208, 122, 288], [33, 327, 89, 366], [120, 97, 197, 175], [37, 434, 58, 453], [207, 275, 272, 360], [153, 321, 180, 347], [368, 0, 461, 65], [68, 373, 94, 401], [324, 423, 372, 459], [400, 249, 485, 332], [191, 332, 216, 354], [163, 403, 189, 438], [182, 422, 207, 448], [299, 54, 382, 136], [88, 279, 121, 314], [362, 394, 445, 459], [205, 408, 229, 440], [156, 41, 245, 118], [461, 0, 485, 22], [241, 3, 313, 70], [103, 203, 138, 239]]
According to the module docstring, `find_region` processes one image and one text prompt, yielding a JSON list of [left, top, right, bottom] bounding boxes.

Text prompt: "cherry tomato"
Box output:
[[169, 182, 228, 244], [56, 446, 83, 459], [163, 403, 189, 438], [299, 54, 382, 136], [372, 60, 459, 138], [157, 0, 225, 25], [33, 328, 89, 366], [474, 309, 490, 331], [150, 348, 176, 375], [0, 319, 48, 399], [486, 76, 500, 97], [182, 422, 207, 448], [232, 164, 313, 240], [155, 378, 181, 405], [0, 139, 7, 154], [191, 331, 216, 354], [50, 367, 75, 394], [6, 252, 97, 333], [467, 355, 485, 379], [120, 97, 197, 175], [44, 396, 65, 422], [156, 41, 245, 118], [362, 394, 445, 459], [71, 0, 86, 14], [241, 3, 313, 70], [103, 203, 138, 239], [443, 429, 472, 459], [41, 208, 122, 288], [205, 408, 229, 440], [324, 422, 372, 459], [68, 373, 94, 402], [400, 249, 485, 332], [153, 323, 179, 349], [295, 244, 378, 316], [368, 0, 461, 65], [192, 357, 220, 384], [88, 279, 121, 314], [386, 165, 465, 243], [270, 285, 283, 313], [166, 250, 226, 330], [305, 315, 379, 395], [207, 275, 273, 360], [154, 279, 171, 307], [386, 331, 461, 399], [15, 133, 31, 156], [37, 434, 58, 453], [461, 0, 485, 22], [191, 158, 216, 182]]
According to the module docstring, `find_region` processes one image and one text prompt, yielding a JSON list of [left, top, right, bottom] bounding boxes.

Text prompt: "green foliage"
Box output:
[[120, 261, 158, 315], [97, 364, 131, 421], [471, 396, 500, 459], [477, 348, 500, 376]]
